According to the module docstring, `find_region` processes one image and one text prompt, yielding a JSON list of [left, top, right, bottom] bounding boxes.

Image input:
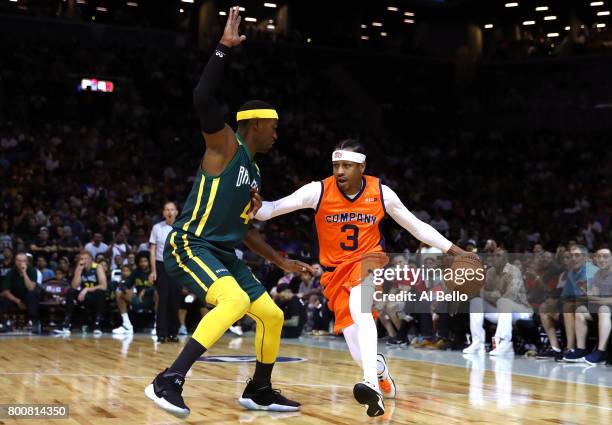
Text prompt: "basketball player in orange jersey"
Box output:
[[255, 139, 469, 417]]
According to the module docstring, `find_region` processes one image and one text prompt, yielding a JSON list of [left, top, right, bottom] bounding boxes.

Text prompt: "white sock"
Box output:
[[349, 285, 379, 389], [551, 346, 561, 352], [343, 324, 362, 364], [121, 313, 132, 328]]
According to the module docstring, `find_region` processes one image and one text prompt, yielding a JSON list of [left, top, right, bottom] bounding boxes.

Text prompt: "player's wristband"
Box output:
[[215, 43, 231, 57]]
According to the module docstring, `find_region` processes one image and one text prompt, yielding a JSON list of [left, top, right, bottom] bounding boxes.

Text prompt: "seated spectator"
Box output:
[[0, 253, 41, 332], [35, 256, 55, 283], [54, 251, 107, 335], [377, 256, 410, 341], [307, 294, 331, 336], [561, 245, 598, 361], [0, 219, 12, 250], [109, 231, 131, 266], [41, 269, 70, 303], [537, 250, 569, 360], [0, 247, 14, 279], [569, 247, 611, 364], [112, 252, 156, 335], [30, 227, 57, 262], [56, 256, 71, 276], [275, 283, 306, 338], [84, 232, 109, 260], [463, 248, 533, 356], [296, 268, 321, 298], [56, 226, 81, 259]]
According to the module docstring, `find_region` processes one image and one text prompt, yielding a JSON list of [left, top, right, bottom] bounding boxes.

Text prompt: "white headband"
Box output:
[[332, 150, 366, 164]]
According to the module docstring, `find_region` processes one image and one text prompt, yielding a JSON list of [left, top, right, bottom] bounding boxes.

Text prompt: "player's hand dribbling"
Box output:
[[220, 7, 246, 48], [278, 259, 314, 274]]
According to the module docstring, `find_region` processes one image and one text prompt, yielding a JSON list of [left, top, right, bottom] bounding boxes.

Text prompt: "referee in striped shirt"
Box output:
[[150, 201, 181, 343]]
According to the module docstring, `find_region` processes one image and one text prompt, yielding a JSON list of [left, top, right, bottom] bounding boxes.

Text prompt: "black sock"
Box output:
[[167, 338, 206, 377], [252, 361, 274, 387], [396, 322, 409, 339]]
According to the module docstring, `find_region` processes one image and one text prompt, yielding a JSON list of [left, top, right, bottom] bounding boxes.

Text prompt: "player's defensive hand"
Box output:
[[279, 259, 315, 274], [248, 188, 262, 219], [220, 6, 246, 48]]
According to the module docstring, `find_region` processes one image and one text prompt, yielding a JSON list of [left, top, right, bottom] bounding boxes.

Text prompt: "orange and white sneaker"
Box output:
[[376, 353, 396, 399]]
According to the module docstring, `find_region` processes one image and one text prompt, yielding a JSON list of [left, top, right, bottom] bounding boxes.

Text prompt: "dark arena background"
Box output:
[[0, 1, 611, 424]]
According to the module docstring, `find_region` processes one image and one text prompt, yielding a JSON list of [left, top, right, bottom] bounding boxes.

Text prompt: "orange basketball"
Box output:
[[445, 253, 486, 297]]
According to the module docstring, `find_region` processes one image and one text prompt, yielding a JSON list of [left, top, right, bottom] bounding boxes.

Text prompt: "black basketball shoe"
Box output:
[[238, 379, 300, 412], [353, 381, 385, 417], [144, 369, 190, 418]]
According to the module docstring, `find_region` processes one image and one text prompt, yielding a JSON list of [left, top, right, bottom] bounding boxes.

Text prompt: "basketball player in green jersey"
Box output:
[[145, 8, 312, 418]]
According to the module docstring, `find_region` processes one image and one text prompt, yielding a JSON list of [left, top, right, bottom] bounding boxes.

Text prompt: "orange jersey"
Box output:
[[314, 175, 386, 269]]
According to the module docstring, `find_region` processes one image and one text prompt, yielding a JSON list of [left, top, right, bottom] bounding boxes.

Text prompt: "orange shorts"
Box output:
[[320, 253, 388, 334]]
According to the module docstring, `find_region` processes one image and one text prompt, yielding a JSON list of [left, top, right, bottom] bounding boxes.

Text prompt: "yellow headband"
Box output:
[[236, 109, 279, 122]]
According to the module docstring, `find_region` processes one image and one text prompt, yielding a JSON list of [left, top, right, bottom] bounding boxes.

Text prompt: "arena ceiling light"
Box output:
[[547, 32, 559, 37], [264, 3, 277, 8], [361, 35, 369, 40], [266, 24, 275, 30], [245, 17, 257, 22], [180, 0, 193, 3], [535, 6, 549, 11], [387, 7, 399, 12], [404, 19, 415, 23], [565, 26, 571, 30], [597, 10, 610, 15], [597, 22, 607, 27], [484, 24, 494, 28], [96, 6, 108, 11], [523, 20, 536, 25], [381, 32, 388, 36], [505, 3, 519, 8], [404, 12, 415, 16], [361, 24, 367, 28], [219, 11, 226, 15], [544, 15, 557, 20], [126, 1, 138, 6], [372, 22, 383, 27], [590, 1, 604, 6]]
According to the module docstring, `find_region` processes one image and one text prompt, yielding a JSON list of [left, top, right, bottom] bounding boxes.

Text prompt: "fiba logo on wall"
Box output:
[[198, 355, 306, 363]]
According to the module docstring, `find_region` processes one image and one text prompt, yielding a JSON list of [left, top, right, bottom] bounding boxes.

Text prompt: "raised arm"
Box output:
[[382, 185, 466, 255], [255, 182, 321, 221], [194, 7, 246, 156]]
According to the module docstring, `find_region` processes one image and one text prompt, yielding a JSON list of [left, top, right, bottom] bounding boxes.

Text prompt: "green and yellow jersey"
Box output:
[[174, 134, 261, 250], [80, 264, 99, 289]]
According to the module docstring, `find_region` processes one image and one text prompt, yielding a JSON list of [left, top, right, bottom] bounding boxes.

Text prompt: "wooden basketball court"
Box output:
[[0, 334, 610, 424]]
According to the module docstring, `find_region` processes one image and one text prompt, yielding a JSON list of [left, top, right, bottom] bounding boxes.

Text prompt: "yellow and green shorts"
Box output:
[[163, 229, 265, 302]]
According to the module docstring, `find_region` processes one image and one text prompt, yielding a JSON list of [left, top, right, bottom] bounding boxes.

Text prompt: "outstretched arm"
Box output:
[[243, 228, 314, 274], [255, 182, 322, 221], [382, 185, 466, 255], [194, 7, 246, 152]]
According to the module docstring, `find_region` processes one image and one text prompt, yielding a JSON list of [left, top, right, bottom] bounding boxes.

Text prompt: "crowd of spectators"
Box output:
[[0, 24, 610, 362]]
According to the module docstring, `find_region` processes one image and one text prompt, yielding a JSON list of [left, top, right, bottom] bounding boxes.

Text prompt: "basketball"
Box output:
[[445, 253, 485, 297]]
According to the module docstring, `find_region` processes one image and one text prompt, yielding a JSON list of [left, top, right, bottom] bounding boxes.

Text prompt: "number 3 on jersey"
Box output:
[[340, 224, 359, 251], [240, 201, 251, 224]]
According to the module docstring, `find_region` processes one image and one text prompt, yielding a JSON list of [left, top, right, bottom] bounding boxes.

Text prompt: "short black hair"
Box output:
[[238, 99, 275, 113], [335, 139, 366, 156]]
